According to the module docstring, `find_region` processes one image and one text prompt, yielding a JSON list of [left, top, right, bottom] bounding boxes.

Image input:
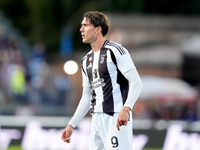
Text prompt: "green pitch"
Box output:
[[7, 146, 162, 150], [7, 146, 22, 150]]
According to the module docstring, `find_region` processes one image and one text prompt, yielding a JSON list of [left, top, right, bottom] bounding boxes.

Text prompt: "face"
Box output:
[[80, 17, 97, 44]]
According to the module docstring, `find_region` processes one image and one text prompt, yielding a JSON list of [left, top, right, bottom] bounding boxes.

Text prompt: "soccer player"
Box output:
[[61, 11, 143, 150]]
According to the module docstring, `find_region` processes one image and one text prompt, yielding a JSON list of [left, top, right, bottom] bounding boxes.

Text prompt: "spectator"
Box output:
[[54, 73, 70, 105]]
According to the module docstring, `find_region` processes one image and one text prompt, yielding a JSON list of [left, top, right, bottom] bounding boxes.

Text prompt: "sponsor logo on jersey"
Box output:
[[91, 78, 106, 90]]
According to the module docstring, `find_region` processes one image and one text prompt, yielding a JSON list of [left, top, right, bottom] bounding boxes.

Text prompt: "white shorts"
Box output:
[[89, 112, 133, 150]]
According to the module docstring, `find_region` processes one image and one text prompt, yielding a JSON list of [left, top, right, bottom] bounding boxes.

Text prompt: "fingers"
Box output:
[[61, 125, 73, 143], [61, 130, 65, 140], [64, 137, 71, 143], [61, 129, 71, 143], [116, 119, 128, 131], [124, 120, 128, 126], [61, 134, 71, 143], [116, 121, 120, 131], [116, 110, 130, 130]]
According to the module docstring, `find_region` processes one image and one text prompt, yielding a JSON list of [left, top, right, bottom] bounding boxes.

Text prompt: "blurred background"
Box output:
[[0, 0, 200, 149]]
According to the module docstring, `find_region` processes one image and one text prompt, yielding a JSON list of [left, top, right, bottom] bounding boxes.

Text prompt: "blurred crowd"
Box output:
[[133, 100, 198, 122], [0, 25, 71, 116], [0, 22, 199, 122]]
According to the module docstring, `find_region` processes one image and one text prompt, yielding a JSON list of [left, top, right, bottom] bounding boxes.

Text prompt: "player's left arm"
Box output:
[[113, 45, 143, 108], [116, 69, 143, 130], [115, 45, 143, 130], [123, 68, 143, 109]]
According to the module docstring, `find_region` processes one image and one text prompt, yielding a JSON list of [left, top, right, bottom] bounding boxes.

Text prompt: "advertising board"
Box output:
[[1, 117, 200, 150]]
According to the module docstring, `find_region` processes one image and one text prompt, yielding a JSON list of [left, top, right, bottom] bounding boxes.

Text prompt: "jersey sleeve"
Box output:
[[113, 45, 135, 75], [123, 69, 143, 109], [81, 57, 91, 87], [82, 70, 90, 87], [68, 87, 91, 128]]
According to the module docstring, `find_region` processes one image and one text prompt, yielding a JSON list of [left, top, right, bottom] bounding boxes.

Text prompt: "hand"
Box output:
[[61, 124, 73, 143], [116, 107, 130, 131]]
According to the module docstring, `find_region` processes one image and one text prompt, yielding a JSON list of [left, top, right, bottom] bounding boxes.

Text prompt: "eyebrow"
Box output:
[[81, 22, 91, 26], [81, 18, 91, 25]]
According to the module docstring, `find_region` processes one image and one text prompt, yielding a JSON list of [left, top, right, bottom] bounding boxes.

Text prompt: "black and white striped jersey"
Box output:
[[81, 40, 135, 116]]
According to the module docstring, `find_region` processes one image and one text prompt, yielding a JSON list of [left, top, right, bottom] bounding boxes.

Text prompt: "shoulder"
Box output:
[[104, 40, 127, 55], [81, 50, 93, 64], [81, 50, 93, 75]]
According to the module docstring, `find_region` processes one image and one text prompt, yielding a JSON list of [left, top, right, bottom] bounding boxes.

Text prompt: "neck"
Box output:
[[91, 36, 106, 52]]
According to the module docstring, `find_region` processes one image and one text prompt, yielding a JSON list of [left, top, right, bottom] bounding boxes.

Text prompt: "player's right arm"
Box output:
[[61, 64, 91, 143], [61, 86, 91, 143], [68, 86, 91, 127]]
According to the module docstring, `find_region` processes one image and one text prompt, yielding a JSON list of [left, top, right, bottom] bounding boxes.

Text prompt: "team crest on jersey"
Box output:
[[100, 54, 106, 64], [89, 56, 93, 61]]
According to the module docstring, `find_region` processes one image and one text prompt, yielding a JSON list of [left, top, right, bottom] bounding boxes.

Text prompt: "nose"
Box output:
[[80, 26, 83, 32]]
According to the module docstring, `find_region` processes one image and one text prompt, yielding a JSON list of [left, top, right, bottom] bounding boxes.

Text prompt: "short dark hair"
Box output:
[[83, 11, 109, 36]]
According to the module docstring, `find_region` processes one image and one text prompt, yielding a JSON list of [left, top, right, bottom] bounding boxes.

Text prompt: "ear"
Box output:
[[95, 26, 102, 34]]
